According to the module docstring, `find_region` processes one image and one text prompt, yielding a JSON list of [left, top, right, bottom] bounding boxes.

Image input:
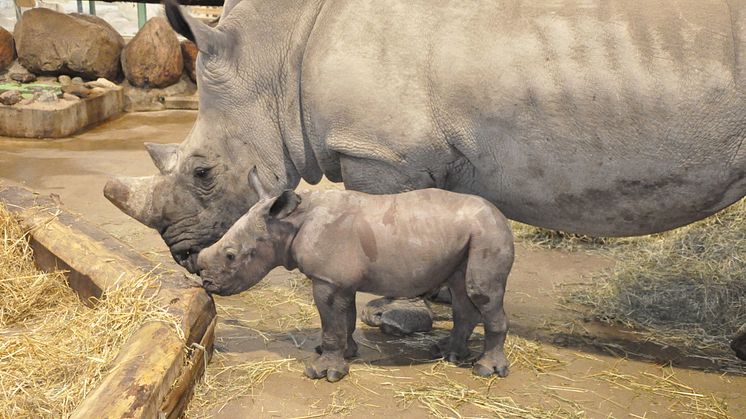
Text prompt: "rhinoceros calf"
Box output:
[[197, 169, 515, 381]]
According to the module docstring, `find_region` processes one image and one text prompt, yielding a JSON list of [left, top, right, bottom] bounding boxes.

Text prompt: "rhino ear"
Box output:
[[248, 166, 269, 200], [268, 190, 301, 219], [144, 142, 178, 174], [164, 0, 227, 55]]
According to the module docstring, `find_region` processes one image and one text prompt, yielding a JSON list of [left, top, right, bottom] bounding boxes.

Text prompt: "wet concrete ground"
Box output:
[[1, 111, 744, 418]]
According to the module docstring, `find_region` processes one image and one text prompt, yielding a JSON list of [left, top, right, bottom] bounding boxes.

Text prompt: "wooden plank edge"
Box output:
[[0, 185, 216, 418]]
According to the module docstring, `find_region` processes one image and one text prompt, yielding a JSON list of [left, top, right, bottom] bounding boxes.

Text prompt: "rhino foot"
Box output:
[[304, 353, 349, 382], [429, 336, 471, 363], [473, 353, 509, 378], [731, 324, 746, 361], [362, 297, 434, 336], [315, 339, 358, 358]]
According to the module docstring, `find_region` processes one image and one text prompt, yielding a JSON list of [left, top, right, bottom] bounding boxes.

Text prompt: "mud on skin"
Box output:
[[196, 169, 515, 381]]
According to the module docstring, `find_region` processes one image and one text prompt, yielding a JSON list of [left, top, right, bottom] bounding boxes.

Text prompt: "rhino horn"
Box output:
[[249, 166, 269, 200], [104, 176, 159, 228], [144, 142, 178, 174], [164, 0, 228, 55]]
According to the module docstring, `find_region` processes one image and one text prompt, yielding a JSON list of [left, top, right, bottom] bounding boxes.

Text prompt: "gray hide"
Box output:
[[105, 0, 746, 273], [196, 181, 515, 381]]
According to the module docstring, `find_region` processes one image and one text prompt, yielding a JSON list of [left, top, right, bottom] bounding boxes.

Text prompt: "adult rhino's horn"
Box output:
[[164, 0, 227, 56], [249, 166, 269, 200], [104, 176, 159, 228], [144, 142, 178, 174]]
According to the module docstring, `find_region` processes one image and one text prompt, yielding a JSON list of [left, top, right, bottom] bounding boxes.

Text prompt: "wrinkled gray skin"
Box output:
[[105, 0, 746, 274], [105, 1, 746, 345], [197, 171, 515, 381]]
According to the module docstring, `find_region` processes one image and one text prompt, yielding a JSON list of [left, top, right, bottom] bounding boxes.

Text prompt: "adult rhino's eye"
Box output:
[[225, 252, 235, 262], [194, 167, 211, 179]]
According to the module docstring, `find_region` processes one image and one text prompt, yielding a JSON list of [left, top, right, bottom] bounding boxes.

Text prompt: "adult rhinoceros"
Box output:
[[106, 0, 745, 341]]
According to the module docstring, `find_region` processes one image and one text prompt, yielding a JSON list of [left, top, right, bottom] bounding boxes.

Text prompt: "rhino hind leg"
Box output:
[[430, 267, 480, 363], [464, 243, 512, 378]]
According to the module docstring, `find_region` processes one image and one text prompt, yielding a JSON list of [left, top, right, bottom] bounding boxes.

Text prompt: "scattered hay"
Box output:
[[186, 355, 295, 418], [0, 204, 179, 418], [388, 361, 583, 418], [289, 389, 360, 418], [567, 198, 746, 359], [239, 273, 316, 332], [510, 221, 640, 252], [387, 328, 565, 374], [587, 365, 730, 418]]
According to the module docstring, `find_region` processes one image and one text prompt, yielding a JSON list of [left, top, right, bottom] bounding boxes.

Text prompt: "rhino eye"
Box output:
[[225, 252, 235, 262], [194, 167, 211, 179]]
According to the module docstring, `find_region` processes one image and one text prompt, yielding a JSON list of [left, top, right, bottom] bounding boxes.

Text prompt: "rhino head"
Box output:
[[104, 0, 306, 273], [197, 168, 302, 295]]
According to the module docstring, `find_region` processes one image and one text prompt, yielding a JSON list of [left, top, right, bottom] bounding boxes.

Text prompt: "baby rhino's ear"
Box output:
[[268, 190, 301, 219]]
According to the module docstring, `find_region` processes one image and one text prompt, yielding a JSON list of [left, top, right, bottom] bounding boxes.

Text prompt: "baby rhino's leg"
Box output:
[[465, 236, 514, 377], [306, 279, 355, 382], [315, 296, 358, 358], [431, 265, 480, 363]]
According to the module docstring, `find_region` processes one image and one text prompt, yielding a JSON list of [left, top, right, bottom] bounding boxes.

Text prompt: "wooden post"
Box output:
[[89, 0, 96, 15]]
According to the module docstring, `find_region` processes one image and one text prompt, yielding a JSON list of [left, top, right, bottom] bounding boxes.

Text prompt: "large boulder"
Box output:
[[180, 40, 198, 84], [0, 27, 14, 71], [122, 18, 183, 88], [13, 8, 124, 80]]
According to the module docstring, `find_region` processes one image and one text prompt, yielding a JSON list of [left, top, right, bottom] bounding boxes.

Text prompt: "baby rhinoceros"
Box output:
[[197, 168, 515, 382]]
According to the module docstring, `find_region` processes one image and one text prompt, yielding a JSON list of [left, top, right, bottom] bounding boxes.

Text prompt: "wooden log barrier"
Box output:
[[0, 185, 216, 418]]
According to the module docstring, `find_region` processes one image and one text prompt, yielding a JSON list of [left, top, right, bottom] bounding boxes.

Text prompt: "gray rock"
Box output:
[[36, 90, 58, 102], [62, 92, 80, 101], [58, 75, 71, 86], [361, 297, 434, 336], [0, 27, 14, 72], [9, 70, 35, 83], [71, 77, 84, 85], [0, 90, 22, 106], [14, 8, 124, 80], [121, 17, 183, 88], [86, 77, 117, 89]]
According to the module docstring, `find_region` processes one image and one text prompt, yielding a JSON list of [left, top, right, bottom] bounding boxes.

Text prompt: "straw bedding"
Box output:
[[557, 198, 746, 360], [0, 204, 178, 418]]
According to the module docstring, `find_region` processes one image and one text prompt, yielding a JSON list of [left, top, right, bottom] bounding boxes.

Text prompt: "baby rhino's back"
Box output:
[[293, 189, 510, 296]]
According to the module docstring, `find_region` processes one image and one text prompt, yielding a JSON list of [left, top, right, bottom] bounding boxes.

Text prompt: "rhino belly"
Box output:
[[428, 0, 746, 236], [306, 0, 746, 236]]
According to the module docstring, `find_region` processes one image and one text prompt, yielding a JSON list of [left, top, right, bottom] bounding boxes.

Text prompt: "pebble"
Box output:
[[62, 92, 80, 101], [71, 76, 84, 85], [36, 90, 58, 102], [0, 90, 23, 105], [10, 71, 36, 83], [58, 75, 72, 86], [86, 77, 117, 89]]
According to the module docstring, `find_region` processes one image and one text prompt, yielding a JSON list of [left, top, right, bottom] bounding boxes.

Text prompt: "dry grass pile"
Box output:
[[238, 273, 316, 333], [567, 198, 746, 358], [0, 204, 179, 418]]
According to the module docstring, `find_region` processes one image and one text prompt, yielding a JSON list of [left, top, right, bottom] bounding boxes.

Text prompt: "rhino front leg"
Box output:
[[306, 278, 354, 382], [315, 295, 358, 358]]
